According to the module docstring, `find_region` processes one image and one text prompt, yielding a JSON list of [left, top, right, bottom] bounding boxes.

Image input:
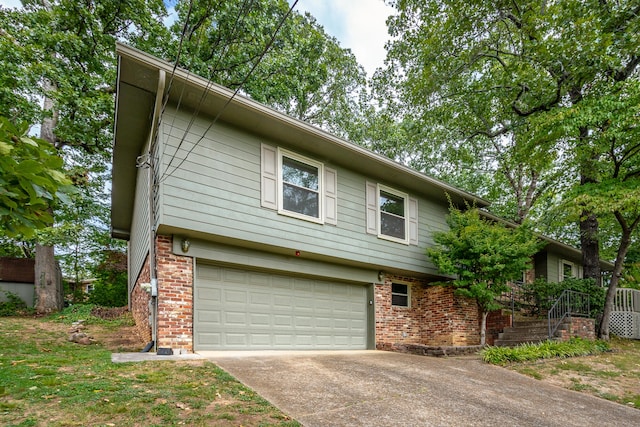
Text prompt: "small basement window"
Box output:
[[391, 283, 409, 307]]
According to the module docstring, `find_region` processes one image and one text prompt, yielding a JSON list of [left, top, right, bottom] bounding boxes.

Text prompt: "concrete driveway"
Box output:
[[204, 350, 640, 426]]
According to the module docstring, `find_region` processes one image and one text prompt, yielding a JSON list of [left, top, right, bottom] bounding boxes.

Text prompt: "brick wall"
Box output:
[[156, 235, 194, 352], [424, 285, 480, 346], [485, 310, 512, 346], [131, 259, 152, 344], [375, 275, 427, 349], [557, 317, 596, 341], [129, 235, 194, 352], [375, 275, 482, 350]]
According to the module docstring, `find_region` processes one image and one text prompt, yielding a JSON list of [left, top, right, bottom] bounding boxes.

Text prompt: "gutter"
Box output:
[[148, 69, 166, 352]]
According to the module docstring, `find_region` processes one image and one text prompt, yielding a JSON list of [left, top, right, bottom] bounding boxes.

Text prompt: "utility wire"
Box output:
[[160, 0, 300, 183], [161, 0, 256, 182]]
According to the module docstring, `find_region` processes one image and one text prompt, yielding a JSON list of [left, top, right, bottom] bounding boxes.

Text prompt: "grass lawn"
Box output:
[[0, 307, 300, 427], [506, 338, 640, 409]]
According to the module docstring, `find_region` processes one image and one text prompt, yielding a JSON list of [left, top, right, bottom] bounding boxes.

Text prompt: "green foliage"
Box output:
[[166, 0, 368, 140], [87, 279, 127, 308], [523, 278, 606, 317], [0, 290, 33, 316], [427, 205, 542, 313], [87, 250, 127, 307], [0, 117, 74, 238], [481, 338, 611, 365]]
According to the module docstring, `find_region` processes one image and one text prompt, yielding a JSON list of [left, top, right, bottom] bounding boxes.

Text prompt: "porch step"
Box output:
[[494, 319, 561, 347]]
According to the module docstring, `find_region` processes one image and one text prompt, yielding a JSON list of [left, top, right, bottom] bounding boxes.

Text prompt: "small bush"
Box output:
[[481, 338, 611, 365], [523, 278, 606, 317], [0, 291, 33, 316]]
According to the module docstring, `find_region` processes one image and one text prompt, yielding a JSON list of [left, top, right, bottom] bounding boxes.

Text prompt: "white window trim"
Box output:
[[559, 259, 582, 281], [377, 184, 410, 245], [277, 147, 324, 224], [391, 282, 411, 308]]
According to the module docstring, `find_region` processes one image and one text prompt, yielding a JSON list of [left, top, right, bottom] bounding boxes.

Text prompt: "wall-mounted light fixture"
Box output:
[[378, 271, 385, 281], [181, 238, 191, 253]]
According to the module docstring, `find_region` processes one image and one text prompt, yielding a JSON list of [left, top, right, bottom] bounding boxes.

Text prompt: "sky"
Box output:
[[0, 0, 394, 76], [292, 0, 394, 76]]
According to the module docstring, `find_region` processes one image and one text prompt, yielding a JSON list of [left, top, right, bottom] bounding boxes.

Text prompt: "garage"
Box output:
[[194, 264, 370, 350]]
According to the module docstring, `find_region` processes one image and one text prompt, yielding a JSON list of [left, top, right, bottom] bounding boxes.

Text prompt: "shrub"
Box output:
[[0, 290, 33, 316], [481, 338, 611, 365], [522, 278, 606, 317]]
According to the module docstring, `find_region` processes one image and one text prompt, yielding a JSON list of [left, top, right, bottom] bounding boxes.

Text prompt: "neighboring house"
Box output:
[[111, 44, 608, 353], [0, 257, 35, 307]]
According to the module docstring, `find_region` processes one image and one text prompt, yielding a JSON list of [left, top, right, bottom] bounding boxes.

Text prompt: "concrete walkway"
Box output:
[[202, 350, 640, 427]]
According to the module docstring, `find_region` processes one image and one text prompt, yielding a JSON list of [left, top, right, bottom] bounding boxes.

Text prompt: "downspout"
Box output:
[[148, 69, 166, 352]]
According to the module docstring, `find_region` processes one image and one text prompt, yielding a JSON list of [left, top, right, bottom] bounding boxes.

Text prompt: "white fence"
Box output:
[[610, 288, 640, 339]]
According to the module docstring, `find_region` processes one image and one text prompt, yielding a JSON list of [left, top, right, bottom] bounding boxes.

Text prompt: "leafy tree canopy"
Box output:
[[0, 116, 74, 238]]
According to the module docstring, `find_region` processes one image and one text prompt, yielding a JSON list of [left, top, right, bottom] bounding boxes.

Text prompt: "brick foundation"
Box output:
[[375, 275, 482, 350], [131, 259, 152, 344], [129, 235, 194, 353], [485, 310, 512, 346], [156, 235, 194, 352], [556, 317, 596, 341]]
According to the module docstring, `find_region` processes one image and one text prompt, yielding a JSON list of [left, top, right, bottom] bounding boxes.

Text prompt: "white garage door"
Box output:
[[194, 264, 368, 350]]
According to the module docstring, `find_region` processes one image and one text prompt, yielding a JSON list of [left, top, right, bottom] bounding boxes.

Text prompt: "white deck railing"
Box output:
[[610, 288, 640, 339]]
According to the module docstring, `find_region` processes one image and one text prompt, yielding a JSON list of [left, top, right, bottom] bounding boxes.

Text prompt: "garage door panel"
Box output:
[[197, 310, 221, 324], [197, 287, 221, 302], [194, 264, 368, 350]]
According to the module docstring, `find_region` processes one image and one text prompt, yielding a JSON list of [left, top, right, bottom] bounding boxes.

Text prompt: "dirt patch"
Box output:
[[510, 341, 640, 408], [88, 313, 146, 352], [90, 306, 129, 320]]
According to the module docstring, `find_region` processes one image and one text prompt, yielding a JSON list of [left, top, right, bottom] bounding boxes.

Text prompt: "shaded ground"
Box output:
[[88, 308, 146, 352], [508, 338, 640, 408], [0, 312, 299, 427]]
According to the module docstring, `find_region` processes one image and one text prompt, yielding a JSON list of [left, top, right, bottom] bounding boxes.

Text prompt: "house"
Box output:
[[0, 257, 35, 307], [111, 44, 605, 353]]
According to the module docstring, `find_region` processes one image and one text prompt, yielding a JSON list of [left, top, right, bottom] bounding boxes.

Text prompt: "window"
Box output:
[[281, 154, 321, 219], [260, 144, 337, 225], [380, 189, 406, 240], [391, 283, 409, 307], [559, 259, 581, 282], [366, 183, 417, 244]]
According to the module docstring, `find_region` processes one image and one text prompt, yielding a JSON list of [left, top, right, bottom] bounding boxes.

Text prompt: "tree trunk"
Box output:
[[34, 83, 62, 314], [580, 211, 601, 284], [578, 125, 601, 285], [598, 214, 638, 339], [480, 310, 488, 346], [34, 243, 63, 313]]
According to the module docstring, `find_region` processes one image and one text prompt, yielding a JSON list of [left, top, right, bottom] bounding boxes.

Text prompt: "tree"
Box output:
[[0, 1, 168, 312], [383, 0, 640, 281], [427, 205, 541, 345], [562, 78, 640, 338], [165, 0, 368, 139], [0, 116, 73, 237], [87, 250, 128, 307]]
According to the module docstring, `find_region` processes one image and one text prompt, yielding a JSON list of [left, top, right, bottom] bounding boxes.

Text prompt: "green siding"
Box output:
[[157, 107, 449, 277], [129, 157, 151, 288]]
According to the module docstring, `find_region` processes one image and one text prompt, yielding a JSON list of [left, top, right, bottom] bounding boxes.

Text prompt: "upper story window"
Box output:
[[379, 187, 407, 241], [281, 154, 321, 219], [366, 182, 418, 245], [261, 144, 337, 225]]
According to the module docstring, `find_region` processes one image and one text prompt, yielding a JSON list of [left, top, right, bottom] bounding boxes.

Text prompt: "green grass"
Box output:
[[494, 337, 640, 410], [0, 310, 300, 427]]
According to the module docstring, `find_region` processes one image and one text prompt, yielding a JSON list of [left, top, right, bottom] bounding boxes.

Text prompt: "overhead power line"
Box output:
[[161, 0, 257, 180], [160, 0, 300, 183]]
